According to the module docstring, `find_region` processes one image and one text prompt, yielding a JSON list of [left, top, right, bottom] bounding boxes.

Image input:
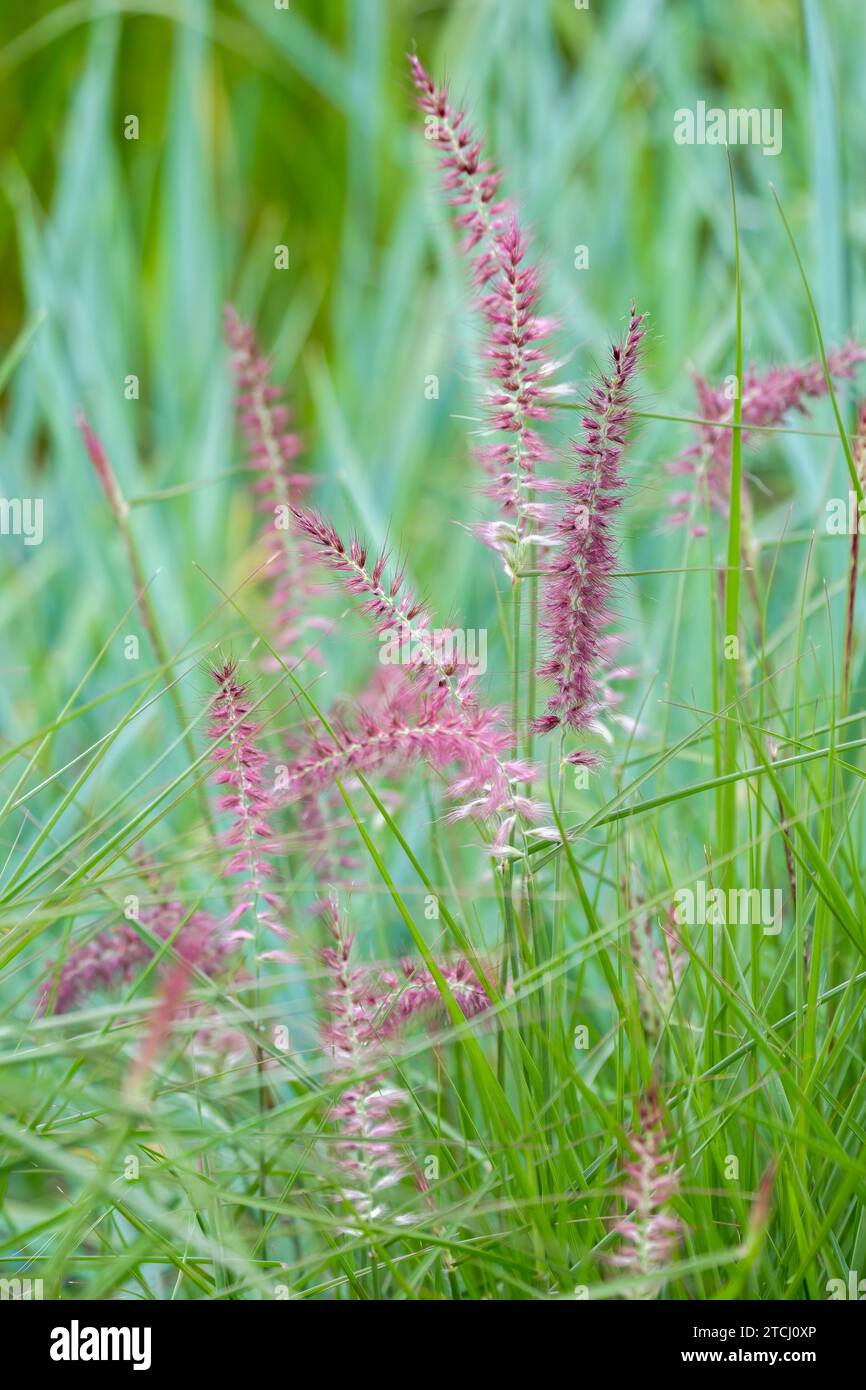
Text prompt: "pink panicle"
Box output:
[[320, 904, 408, 1228], [278, 677, 537, 825], [534, 307, 645, 757], [377, 957, 493, 1033], [290, 506, 479, 701], [319, 898, 493, 1229], [629, 904, 687, 1038], [127, 913, 238, 1095], [668, 342, 866, 533], [288, 506, 540, 834], [472, 218, 567, 578], [75, 410, 127, 521], [208, 659, 285, 940], [38, 900, 236, 1016], [224, 307, 329, 664], [407, 53, 511, 284], [408, 56, 566, 580], [608, 1093, 683, 1294]]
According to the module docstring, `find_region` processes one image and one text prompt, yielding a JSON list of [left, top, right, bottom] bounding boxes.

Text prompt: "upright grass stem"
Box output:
[[717, 154, 744, 1059], [76, 412, 214, 834]]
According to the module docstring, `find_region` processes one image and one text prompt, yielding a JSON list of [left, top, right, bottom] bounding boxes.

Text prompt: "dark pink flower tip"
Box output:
[[75, 410, 127, 521]]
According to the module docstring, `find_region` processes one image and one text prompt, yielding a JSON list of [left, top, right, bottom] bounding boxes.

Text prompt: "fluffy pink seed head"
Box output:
[[534, 306, 645, 754]]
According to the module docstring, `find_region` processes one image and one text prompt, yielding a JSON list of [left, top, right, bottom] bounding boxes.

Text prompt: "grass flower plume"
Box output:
[[208, 659, 285, 940], [608, 1093, 683, 1296], [534, 306, 645, 757], [409, 54, 567, 580]]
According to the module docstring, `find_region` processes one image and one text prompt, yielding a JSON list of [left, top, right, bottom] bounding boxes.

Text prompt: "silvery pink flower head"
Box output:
[[287, 506, 541, 838], [288, 507, 468, 693], [407, 53, 510, 284], [408, 55, 568, 580], [376, 957, 493, 1033], [224, 306, 330, 664], [319, 901, 408, 1229], [534, 306, 645, 757], [608, 1091, 682, 1295], [208, 658, 286, 941], [318, 896, 493, 1229], [126, 909, 243, 1096], [629, 903, 687, 1039], [278, 666, 537, 828], [38, 899, 236, 1016], [668, 341, 866, 533], [76, 410, 127, 522]]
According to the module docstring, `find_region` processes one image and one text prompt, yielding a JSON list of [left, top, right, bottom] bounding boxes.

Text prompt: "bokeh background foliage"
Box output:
[[3, 0, 866, 711], [2, 0, 866, 1300]]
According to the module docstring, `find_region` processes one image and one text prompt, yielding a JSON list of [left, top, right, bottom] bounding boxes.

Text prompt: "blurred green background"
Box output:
[[1, 0, 865, 840]]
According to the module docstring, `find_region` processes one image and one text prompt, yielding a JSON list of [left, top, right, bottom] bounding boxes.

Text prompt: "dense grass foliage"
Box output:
[[1, 0, 866, 1302]]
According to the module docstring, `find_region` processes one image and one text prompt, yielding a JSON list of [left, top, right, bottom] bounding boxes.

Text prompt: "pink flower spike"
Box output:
[[224, 307, 328, 665], [534, 306, 645, 754], [408, 56, 566, 580], [38, 900, 236, 1017], [75, 410, 127, 522], [666, 341, 866, 532], [208, 658, 286, 941], [608, 1092, 683, 1296], [319, 903, 408, 1231], [126, 912, 238, 1096], [376, 957, 493, 1033], [287, 505, 541, 840], [407, 54, 511, 285]]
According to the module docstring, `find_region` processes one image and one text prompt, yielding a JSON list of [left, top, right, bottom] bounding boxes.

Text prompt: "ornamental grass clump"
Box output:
[[14, 28, 863, 1308]]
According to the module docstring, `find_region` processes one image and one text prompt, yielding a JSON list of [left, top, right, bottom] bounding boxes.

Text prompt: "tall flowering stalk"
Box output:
[[286, 507, 539, 847], [407, 53, 510, 285], [608, 1093, 682, 1296], [280, 685, 529, 822], [224, 307, 328, 665], [408, 55, 567, 580], [208, 659, 286, 940], [319, 899, 493, 1231], [668, 343, 866, 534], [843, 401, 866, 707], [76, 413, 210, 827], [290, 507, 477, 702], [320, 904, 408, 1231], [534, 307, 645, 757]]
